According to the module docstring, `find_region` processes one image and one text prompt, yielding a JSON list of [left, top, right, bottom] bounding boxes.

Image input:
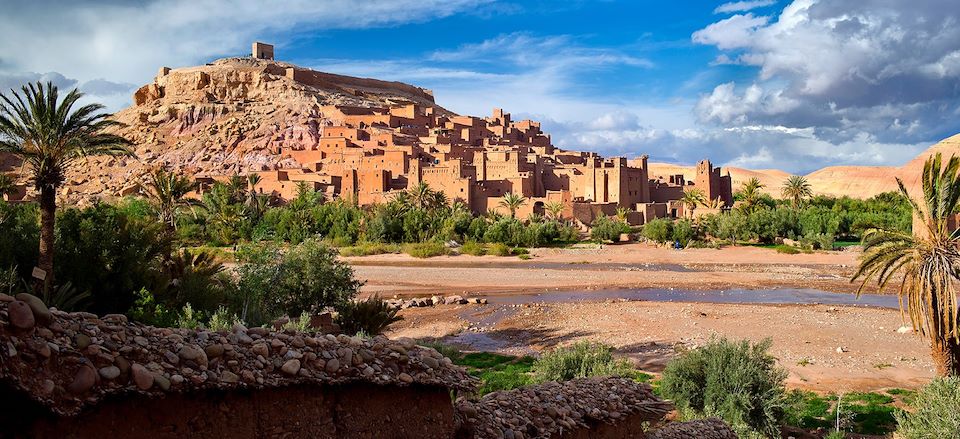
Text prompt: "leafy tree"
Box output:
[[642, 218, 674, 245], [673, 218, 696, 246], [0, 82, 133, 289], [853, 153, 960, 376], [498, 192, 527, 218], [270, 239, 361, 317], [781, 175, 813, 208]]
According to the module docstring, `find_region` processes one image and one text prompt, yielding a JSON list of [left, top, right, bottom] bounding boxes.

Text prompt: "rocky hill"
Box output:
[[2, 53, 958, 203], [2, 57, 446, 204]]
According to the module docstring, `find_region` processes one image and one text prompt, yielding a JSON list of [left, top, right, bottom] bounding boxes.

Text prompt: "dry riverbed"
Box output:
[[355, 243, 932, 391]]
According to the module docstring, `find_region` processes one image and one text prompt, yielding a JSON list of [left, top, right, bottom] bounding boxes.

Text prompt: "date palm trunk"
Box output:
[[931, 335, 960, 377], [37, 185, 56, 291]]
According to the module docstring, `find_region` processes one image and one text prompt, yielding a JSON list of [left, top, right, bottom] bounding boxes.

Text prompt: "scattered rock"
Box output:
[[131, 364, 154, 390], [98, 366, 121, 380], [66, 366, 97, 394], [281, 359, 301, 375], [15, 294, 52, 325], [7, 300, 35, 330]]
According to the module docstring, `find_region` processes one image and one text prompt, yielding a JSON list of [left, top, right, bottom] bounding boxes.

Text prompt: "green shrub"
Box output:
[[128, 288, 177, 327], [672, 219, 696, 246], [335, 296, 403, 336], [338, 242, 400, 257], [55, 203, 169, 315], [487, 242, 512, 256], [642, 218, 674, 245], [461, 240, 486, 256], [282, 311, 312, 332], [591, 217, 629, 242], [775, 244, 800, 254], [659, 337, 787, 438], [530, 341, 636, 383], [176, 303, 203, 329], [402, 241, 449, 258], [895, 377, 960, 439], [207, 306, 239, 332]]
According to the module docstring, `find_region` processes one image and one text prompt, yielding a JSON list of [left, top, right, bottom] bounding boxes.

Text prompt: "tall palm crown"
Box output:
[[146, 169, 197, 230], [409, 182, 435, 209], [0, 82, 132, 288], [680, 189, 707, 218], [545, 201, 565, 220], [781, 175, 813, 208], [499, 193, 527, 218], [738, 177, 765, 213], [852, 153, 960, 376]]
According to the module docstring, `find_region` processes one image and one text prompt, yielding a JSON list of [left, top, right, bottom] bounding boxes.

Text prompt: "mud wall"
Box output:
[[2, 383, 454, 439]]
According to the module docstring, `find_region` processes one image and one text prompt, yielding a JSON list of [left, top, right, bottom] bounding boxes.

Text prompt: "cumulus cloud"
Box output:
[[0, 0, 492, 110], [692, 0, 960, 156], [714, 0, 777, 14]]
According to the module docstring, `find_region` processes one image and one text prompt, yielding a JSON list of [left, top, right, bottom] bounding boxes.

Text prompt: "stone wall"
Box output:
[[2, 382, 455, 438], [0, 294, 734, 438]]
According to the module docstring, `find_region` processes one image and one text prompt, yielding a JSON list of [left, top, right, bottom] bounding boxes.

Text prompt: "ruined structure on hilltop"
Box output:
[[1, 43, 734, 224]]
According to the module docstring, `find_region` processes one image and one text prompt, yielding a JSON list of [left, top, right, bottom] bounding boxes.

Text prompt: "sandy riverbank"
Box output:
[[353, 243, 931, 392], [389, 300, 934, 393]]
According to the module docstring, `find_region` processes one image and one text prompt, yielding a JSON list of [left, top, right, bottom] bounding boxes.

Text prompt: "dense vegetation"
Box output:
[[645, 190, 912, 249]]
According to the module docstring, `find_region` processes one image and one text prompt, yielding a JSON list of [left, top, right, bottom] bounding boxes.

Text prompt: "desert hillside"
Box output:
[[2, 57, 446, 204], [651, 133, 960, 199]]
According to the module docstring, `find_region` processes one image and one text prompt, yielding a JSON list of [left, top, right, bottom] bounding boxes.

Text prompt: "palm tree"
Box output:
[[781, 175, 813, 208], [145, 169, 197, 231], [0, 173, 15, 199], [738, 177, 765, 213], [852, 153, 960, 376], [498, 193, 527, 218], [0, 82, 132, 289], [615, 207, 630, 222], [545, 201, 565, 221], [409, 182, 434, 210], [680, 189, 707, 218]]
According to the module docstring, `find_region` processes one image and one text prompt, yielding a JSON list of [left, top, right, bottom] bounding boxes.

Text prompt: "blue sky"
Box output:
[[2, 0, 959, 173]]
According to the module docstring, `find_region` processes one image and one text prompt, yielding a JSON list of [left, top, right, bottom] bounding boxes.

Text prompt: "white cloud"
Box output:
[[692, 0, 960, 148], [714, 0, 777, 14], [0, 0, 492, 109]]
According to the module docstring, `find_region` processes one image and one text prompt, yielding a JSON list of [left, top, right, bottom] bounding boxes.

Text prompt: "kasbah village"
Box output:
[[1, 2, 960, 438]]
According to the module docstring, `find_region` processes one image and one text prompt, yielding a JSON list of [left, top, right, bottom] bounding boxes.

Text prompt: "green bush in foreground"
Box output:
[[460, 240, 486, 256], [590, 216, 629, 242], [531, 341, 637, 383], [335, 296, 403, 336], [895, 377, 960, 439], [659, 337, 787, 438]]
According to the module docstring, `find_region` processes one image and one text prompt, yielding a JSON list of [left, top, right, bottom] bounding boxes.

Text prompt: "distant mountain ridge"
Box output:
[[649, 133, 960, 199]]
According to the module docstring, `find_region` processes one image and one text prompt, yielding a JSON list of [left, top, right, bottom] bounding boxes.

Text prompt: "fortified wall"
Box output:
[[0, 294, 735, 438]]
